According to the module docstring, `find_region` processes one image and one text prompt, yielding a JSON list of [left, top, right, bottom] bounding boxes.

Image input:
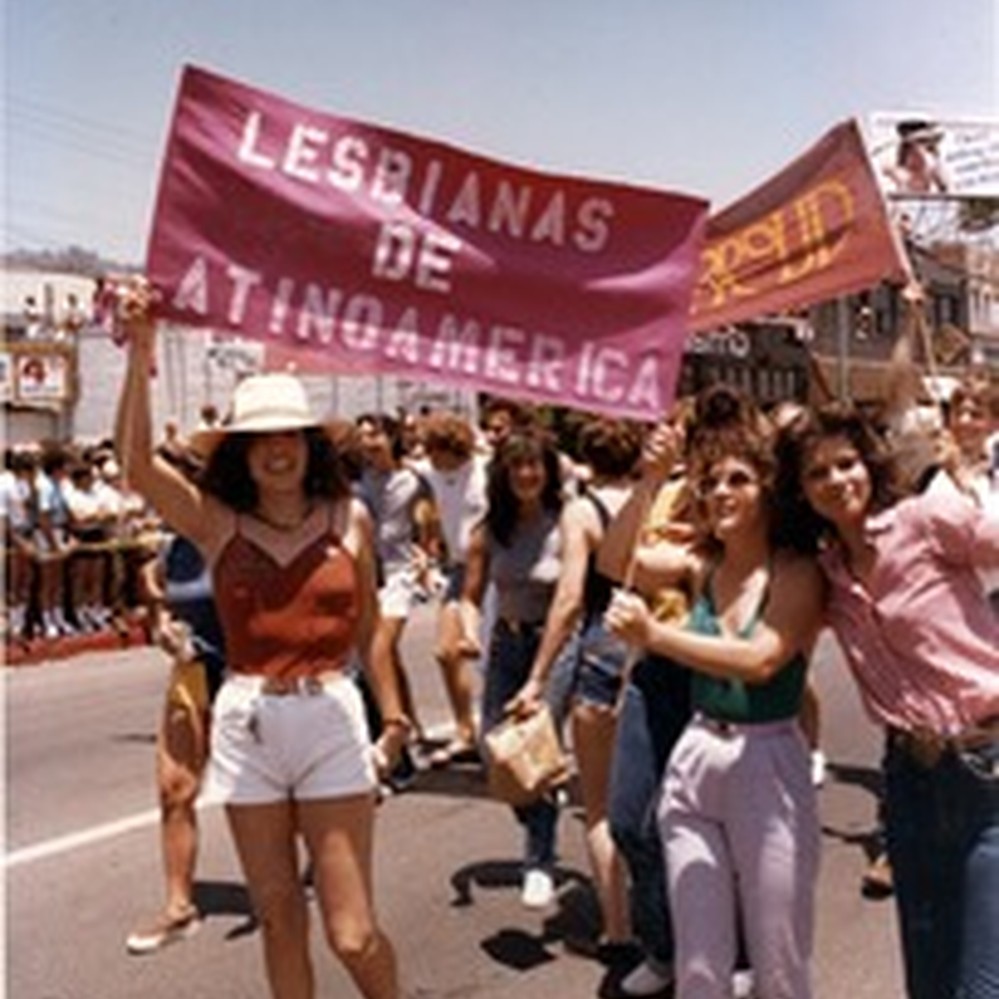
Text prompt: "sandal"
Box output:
[[125, 904, 200, 955], [428, 739, 480, 769]]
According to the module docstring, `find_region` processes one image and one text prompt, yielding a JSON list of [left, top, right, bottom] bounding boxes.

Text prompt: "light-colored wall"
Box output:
[[69, 325, 474, 446]]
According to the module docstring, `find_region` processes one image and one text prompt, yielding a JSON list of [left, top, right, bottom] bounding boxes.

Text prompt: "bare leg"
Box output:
[[125, 667, 210, 955], [434, 601, 476, 746], [226, 801, 313, 999], [573, 702, 631, 944], [6, 548, 31, 634], [157, 688, 208, 916], [298, 795, 398, 999], [37, 555, 60, 631], [373, 616, 420, 734]]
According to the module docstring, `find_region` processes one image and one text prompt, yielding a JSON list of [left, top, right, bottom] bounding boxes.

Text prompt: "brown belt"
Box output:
[[696, 713, 798, 738], [232, 673, 341, 697], [497, 616, 544, 635], [889, 718, 999, 769]]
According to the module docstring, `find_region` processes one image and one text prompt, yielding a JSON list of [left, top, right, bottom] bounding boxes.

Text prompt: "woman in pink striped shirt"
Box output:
[[777, 402, 999, 999]]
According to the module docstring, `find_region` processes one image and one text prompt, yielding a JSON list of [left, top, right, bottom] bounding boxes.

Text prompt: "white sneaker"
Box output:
[[42, 613, 60, 640], [520, 868, 554, 909], [732, 969, 757, 998], [52, 609, 74, 635], [7, 605, 26, 637], [811, 750, 827, 787], [77, 606, 98, 632], [620, 957, 674, 997]]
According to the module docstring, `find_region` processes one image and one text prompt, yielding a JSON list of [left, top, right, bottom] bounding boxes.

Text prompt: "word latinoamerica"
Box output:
[[170, 254, 664, 414]]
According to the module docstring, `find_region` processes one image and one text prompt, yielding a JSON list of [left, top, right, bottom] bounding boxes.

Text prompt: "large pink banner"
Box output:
[[147, 66, 707, 419]]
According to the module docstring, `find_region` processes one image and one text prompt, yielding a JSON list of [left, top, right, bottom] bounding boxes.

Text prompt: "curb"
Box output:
[[4, 622, 151, 667]]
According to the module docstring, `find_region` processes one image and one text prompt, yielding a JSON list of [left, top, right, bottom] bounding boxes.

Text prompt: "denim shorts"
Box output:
[[574, 618, 632, 709], [209, 672, 376, 804], [955, 739, 999, 784], [441, 562, 466, 604]]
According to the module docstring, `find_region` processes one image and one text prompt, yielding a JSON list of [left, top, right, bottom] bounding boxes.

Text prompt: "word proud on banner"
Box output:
[[147, 66, 708, 420], [691, 119, 910, 331]]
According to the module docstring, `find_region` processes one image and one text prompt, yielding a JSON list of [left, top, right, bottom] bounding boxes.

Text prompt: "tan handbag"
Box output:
[[484, 704, 570, 807]]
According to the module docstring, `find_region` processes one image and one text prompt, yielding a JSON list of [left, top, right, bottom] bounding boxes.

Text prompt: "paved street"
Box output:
[[5, 606, 905, 998]]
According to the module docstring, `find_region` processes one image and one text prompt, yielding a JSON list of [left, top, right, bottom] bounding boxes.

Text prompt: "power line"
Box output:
[[6, 108, 157, 169], [6, 196, 143, 227], [6, 94, 161, 151]]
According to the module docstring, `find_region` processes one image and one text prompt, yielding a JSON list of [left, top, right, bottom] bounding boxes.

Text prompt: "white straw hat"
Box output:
[[189, 373, 330, 457]]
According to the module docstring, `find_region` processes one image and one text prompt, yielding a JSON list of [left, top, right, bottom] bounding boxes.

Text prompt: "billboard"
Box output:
[[12, 348, 72, 407], [866, 114, 999, 199]]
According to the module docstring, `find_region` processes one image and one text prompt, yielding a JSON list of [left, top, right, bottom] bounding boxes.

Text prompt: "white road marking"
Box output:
[[3, 797, 220, 870], [4, 721, 461, 870]]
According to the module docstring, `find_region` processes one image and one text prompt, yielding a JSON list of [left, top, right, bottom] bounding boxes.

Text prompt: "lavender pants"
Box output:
[[659, 715, 820, 999]]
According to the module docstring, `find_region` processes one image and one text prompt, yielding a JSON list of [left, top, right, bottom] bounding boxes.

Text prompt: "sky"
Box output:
[[4, 0, 997, 264]]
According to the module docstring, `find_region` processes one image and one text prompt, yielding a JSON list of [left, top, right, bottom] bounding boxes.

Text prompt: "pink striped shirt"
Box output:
[[820, 486, 999, 735]]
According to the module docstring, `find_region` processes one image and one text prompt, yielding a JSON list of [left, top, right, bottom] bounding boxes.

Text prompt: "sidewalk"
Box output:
[[4, 612, 151, 667]]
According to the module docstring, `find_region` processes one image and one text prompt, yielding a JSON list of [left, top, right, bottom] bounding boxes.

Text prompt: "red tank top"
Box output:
[[212, 510, 360, 679]]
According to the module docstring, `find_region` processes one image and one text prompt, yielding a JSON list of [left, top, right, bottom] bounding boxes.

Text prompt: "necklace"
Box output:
[[253, 502, 315, 532]]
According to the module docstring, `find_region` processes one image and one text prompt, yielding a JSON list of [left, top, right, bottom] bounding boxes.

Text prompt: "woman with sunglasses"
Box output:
[[605, 389, 824, 999]]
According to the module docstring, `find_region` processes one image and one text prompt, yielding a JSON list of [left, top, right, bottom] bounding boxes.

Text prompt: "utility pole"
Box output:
[[835, 297, 852, 400]]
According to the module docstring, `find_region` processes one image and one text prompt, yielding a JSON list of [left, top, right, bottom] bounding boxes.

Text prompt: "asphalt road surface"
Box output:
[[6, 607, 905, 998]]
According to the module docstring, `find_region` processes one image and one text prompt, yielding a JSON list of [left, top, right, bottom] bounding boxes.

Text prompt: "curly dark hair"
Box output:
[[685, 420, 782, 551], [774, 402, 903, 554], [680, 384, 828, 555], [687, 384, 769, 451], [156, 443, 204, 485], [685, 385, 772, 488], [480, 395, 533, 429], [356, 412, 405, 462], [577, 416, 644, 479], [422, 411, 476, 461], [486, 428, 563, 547], [199, 428, 349, 512]]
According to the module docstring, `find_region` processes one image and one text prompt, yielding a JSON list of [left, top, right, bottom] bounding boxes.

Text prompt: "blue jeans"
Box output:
[[884, 734, 999, 999], [481, 619, 576, 870], [608, 654, 691, 965]]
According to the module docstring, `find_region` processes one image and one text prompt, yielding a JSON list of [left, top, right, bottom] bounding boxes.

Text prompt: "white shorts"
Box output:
[[31, 527, 71, 555], [378, 567, 417, 620], [208, 672, 376, 805]]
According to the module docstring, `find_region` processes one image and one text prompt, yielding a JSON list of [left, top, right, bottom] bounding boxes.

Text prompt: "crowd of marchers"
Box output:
[[7, 280, 997, 999]]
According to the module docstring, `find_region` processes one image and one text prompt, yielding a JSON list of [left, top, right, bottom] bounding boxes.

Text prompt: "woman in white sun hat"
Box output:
[[114, 282, 406, 999]]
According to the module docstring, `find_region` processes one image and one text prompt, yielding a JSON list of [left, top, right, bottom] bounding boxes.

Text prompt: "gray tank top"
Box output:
[[489, 510, 562, 625]]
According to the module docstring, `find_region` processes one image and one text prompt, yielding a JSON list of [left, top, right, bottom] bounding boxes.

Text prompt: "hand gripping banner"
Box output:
[[147, 66, 708, 420]]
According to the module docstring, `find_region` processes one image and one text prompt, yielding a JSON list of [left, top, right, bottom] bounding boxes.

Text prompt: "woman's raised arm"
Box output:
[[113, 285, 214, 547]]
